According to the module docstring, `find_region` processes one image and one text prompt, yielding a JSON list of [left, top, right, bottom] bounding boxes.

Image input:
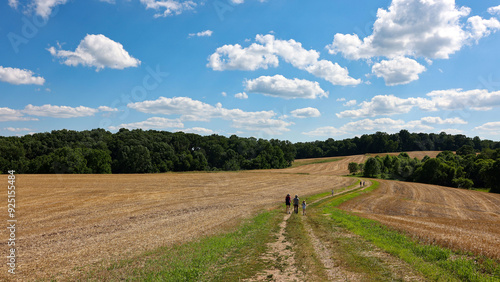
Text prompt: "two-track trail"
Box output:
[[250, 179, 424, 281]]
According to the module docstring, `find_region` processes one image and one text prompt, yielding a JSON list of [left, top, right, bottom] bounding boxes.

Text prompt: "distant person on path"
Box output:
[[285, 194, 291, 214], [363, 181, 365, 186], [360, 181, 362, 187], [332, 189, 334, 196], [302, 200, 307, 215], [293, 195, 299, 214]]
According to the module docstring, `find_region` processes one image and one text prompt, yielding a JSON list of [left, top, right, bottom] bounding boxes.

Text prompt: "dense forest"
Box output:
[[349, 147, 500, 193], [0, 128, 295, 174], [295, 130, 500, 159], [1, 129, 500, 179]]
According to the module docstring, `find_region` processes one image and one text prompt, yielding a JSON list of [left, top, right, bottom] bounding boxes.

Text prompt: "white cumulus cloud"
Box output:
[[109, 117, 183, 130], [302, 126, 345, 137], [371, 57, 426, 86], [48, 34, 141, 71], [474, 121, 500, 133], [0, 107, 37, 122], [139, 0, 196, 17], [23, 104, 116, 118], [466, 16, 500, 42], [336, 95, 431, 118], [188, 30, 213, 38], [337, 89, 500, 119], [328, 0, 500, 60], [0, 66, 45, 85], [291, 107, 321, 118], [208, 34, 360, 86], [343, 100, 357, 107], [32, 0, 68, 18], [487, 5, 500, 15], [234, 92, 248, 99], [128, 96, 293, 134], [245, 75, 328, 99]]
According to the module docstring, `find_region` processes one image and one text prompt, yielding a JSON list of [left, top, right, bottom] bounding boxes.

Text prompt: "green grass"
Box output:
[[317, 180, 500, 281], [78, 209, 282, 281], [291, 157, 343, 168], [285, 213, 329, 281]]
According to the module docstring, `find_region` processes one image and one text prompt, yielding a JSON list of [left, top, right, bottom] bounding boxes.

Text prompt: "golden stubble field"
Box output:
[[1, 150, 498, 280], [0, 170, 354, 280]]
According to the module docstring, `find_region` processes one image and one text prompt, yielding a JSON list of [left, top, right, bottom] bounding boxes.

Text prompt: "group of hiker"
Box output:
[[285, 194, 306, 215]]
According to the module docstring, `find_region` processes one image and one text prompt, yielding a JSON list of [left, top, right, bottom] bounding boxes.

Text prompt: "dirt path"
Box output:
[[251, 179, 424, 281], [247, 213, 305, 282]]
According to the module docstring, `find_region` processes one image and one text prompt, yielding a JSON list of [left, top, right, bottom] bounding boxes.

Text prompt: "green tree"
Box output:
[[348, 162, 359, 175], [364, 157, 381, 177]]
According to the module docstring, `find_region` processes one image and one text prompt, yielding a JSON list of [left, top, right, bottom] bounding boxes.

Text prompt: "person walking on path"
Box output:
[[293, 195, 299, 214], [285, 194, 291, 214], [302, 200, 307, 215]]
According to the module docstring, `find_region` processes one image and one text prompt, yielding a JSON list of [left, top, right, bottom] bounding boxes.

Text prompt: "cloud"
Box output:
[[371, 57, 426, 85], [31, 0, 68, 18], [188, 30, 213, 38], [178, 127, 215, 135], [340, 118, 434, 133], [128, 96, 293, 134], [328, 0, 470, 59], [426, 89, 500, 111], [245, 75, 328, 99], [328, 0, 500, 61], [343, 100, 357, 107], [48, 34, 141, 71], [23, 104, 116, 118], [139, 0, 196, 17], [97, 106, 119, 112], [0, 66, 45, 85], [474, 121, 500, 133], [303, 116, 468, 137], [302, 126, 345, 137], [336, 98, 346, 102], [488, 5, 500, 16], [208, 34, 360, 86], [337, 89, 500, 118], [0, 107, 36, 122], [109, 117, 183, 130], [291, 107, 321, 118], [466, 16, 500, 42], [234, 92, 248, 99], [231, 118, 293, 135], [419, 116, 467, 125], [4, 127, 32, 132], [336, 94, 431, 118], [8, 0, 18, 9], [439, 128, 464, 135]]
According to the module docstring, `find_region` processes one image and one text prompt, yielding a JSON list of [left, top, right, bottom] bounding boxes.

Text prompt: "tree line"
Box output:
[[295, 130, 500, 159], [1, 129, 500, 179], [0, 128, 295, 174], [349, 146, 500, 193]]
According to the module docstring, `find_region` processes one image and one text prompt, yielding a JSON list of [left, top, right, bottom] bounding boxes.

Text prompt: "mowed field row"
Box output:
[[1, 171, 354, 280]]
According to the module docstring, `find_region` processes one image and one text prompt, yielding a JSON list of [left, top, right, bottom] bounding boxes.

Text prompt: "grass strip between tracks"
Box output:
[[314, 180, 500, 281]]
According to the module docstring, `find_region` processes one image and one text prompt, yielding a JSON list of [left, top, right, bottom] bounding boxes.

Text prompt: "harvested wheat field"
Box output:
[[0, 171, 354, 281], [340, 179, 500, 259], [1, 150, 497, 280]]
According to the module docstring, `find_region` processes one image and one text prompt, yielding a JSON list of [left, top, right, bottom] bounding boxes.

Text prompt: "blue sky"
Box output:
[[1, 0, 500, 142]]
